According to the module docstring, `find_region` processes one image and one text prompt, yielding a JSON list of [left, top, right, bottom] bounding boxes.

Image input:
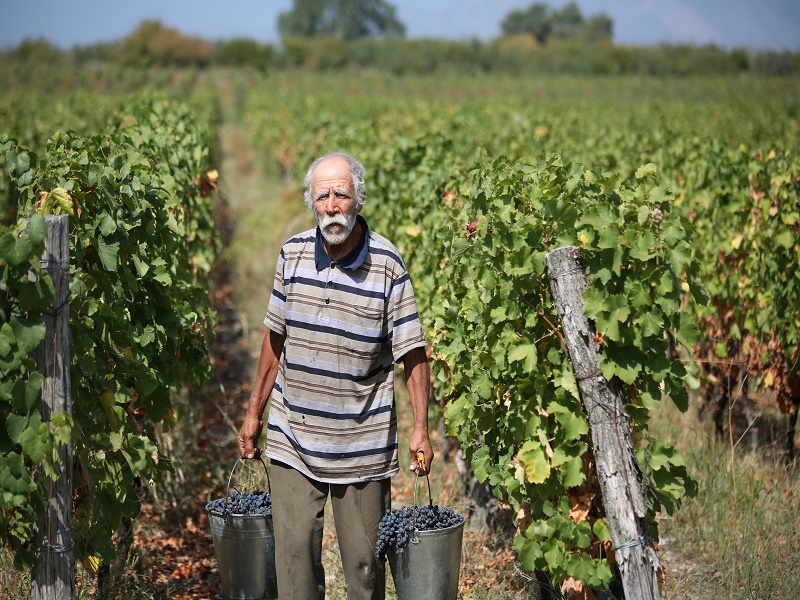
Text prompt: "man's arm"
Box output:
[[238, 328, 286, 459], [403, 346, 434, 475]]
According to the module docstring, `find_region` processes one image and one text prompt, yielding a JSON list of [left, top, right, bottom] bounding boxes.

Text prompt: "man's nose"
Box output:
[[323, 194, 341, 213]]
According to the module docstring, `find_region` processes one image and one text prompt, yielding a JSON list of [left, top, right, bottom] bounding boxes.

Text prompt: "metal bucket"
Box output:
[[388, 520, 464, 600], [388, 460, 464, 600], [207, 457, 278, 600]]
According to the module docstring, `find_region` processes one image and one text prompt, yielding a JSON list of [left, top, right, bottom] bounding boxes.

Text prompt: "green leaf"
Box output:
[[508, 343, 537, 372], [594, 295, 630, 342], [450, 238, 471, 261], [775, 229, 794, 249], [0, 453, 31, 495], [552, 445, 585, 487], [18, 276, 55, 313], [548, 402, 589, 440], [6, 413, 29, 444], [12, 372, 43, 412], [0, 234, 35, 267], [635, 310, 663, 338], [592, 518, 611, 541], [10, 317, 46, 354], [518, 541, 543, 572], [6, 148, 31, 176], [635, 163, 658, 178], [473, 372, 493, 400], [444, 394, 469, 435], [97, 237, 119, 271], [676, 310, 702, 349], [0, 323, 14, 357], [131, 255, 150, 277], [489, 305, 508, 324], [99, 213, 118, 237], [602, 346, 642, 384], [471, 446, 490, 483], [597, 224, 622, 250], [26, 214, 47, 245], [667, 243, 692, 276], [20, 420, 47, 464]]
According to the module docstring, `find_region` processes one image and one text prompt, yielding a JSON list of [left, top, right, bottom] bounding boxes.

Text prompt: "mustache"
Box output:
[[320, 213, 349, 229]]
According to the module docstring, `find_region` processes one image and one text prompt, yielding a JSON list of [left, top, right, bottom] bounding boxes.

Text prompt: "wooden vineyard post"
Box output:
[[546, 246, 661, 600], [31, 214, 75, 600]]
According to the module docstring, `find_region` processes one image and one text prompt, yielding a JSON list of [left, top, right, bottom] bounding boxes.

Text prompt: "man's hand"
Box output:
[[409, 428, 434, 475], [237, 412, 264, 459]]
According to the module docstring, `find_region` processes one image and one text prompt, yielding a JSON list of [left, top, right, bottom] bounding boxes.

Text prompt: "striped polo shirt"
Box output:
[[263, 215, 427, 483]]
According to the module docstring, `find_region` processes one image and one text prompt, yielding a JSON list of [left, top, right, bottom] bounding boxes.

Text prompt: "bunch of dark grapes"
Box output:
[[375, 505, 465, 560], [206, 490, 272, 516]]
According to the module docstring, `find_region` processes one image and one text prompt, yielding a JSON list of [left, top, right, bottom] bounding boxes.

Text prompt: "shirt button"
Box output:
[[327, 281, 333, 287], [325, 298, 330, 304]]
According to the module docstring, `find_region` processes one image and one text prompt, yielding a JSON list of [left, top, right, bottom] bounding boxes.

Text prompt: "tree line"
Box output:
[[3, 0, 799, 76]]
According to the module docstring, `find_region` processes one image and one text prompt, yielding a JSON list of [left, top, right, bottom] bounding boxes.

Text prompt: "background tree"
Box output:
[[550, 2, 583, 40], [500, 3, 552, 45], [120, 20, 213, 67], [500, 2, 613, 45], [216, 39, 275, 70], [278, 0, 405, 40], [575, 14, 613, 45], [11, 38, 65, 65]]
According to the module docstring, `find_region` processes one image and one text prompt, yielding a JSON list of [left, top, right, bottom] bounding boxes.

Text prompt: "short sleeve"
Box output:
[[387, 268, 427, 362], [263, 249, 287, 335]]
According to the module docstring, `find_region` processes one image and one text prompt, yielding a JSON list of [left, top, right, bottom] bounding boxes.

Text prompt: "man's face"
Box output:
[[311, 157, 360, 246]]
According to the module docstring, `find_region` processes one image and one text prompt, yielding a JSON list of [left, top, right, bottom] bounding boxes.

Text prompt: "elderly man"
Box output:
[[237, 152, 434, 600]]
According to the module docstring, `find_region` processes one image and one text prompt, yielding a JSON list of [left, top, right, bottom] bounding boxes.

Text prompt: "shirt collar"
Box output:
[[315, 215, 370, 271]]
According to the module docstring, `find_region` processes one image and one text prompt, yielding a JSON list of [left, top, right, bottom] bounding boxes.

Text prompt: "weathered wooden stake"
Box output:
[[546, 246, 661, 600], [31, 214, 75, 600]]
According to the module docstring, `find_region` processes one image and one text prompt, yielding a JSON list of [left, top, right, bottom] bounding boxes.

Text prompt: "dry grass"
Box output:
[[653, 392, 800, 599]]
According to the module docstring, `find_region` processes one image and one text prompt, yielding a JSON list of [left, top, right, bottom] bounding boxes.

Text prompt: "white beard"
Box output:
[[318, 210, 358, 246]]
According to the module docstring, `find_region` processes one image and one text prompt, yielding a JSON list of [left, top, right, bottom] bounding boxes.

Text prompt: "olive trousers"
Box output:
[[270, 460, 391, 600]]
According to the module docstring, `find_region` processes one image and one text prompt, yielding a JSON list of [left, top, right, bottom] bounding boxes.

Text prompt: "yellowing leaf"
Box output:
[[518, 442, 550, 484], [83, 554, 102, 575], [405, 224, 421, 237], [731, 233, 744, 250], [763, 370, 775, 388], [568, 492, 595, 524], [99, 387, 118, 426]]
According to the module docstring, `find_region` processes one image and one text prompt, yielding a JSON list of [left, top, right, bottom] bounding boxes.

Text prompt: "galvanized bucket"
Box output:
[[388, 462, 464, 600], [207, 456, 278, 600], [388, 519, 464, 600]]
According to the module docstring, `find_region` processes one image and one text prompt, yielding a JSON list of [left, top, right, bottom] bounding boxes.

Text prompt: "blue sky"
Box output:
[[2, 0, 799, 51]]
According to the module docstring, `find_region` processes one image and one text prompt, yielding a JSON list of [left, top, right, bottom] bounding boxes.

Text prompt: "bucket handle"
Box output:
[[411, 451, 433, 544], [222, 455, 272, 524]]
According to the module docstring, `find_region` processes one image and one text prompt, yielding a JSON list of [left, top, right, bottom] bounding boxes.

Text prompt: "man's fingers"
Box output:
[[409, 450, 432, 475]]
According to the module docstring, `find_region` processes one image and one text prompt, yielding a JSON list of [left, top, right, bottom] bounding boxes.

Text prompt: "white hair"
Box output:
[[303, 153, 367, 211]]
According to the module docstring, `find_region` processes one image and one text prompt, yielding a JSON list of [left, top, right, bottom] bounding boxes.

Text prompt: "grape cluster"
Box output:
[[649, 207, 663, 225], [375, 504, 465, 560], [206, 490, 272, 516]]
